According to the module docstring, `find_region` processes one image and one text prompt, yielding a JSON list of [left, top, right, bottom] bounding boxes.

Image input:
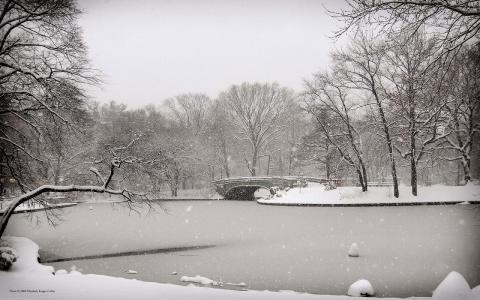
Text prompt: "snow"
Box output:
[[432, 271, 475, 300], [348, 243, 359, 257], [0, 236, 435, 300], [347, 279, 375, 297], [473, 285, 480, 300], [258, 183, 480, 206], [0, 237, 54, 276], [126, 270, 138, 274], [180, 275, 219, 286]]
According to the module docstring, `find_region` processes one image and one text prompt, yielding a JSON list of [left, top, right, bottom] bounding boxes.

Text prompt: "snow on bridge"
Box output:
[[213, 176, 339, 200]]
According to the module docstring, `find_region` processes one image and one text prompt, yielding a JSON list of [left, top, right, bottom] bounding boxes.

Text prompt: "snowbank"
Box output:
[[258, 183, 480, 206], [0, 236, 435, 300], [347, 279, 375, 297], [432, 271, 475, 300]]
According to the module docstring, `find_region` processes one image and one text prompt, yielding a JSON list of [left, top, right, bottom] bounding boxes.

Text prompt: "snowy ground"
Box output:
[[0, 236, 444, 300], [258, 183, 480, 206], [1, 236, 477, 300]]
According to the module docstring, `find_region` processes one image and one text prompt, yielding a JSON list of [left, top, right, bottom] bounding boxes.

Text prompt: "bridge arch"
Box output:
[[224, 185, 274, 200], [213, 176, 339, 201]]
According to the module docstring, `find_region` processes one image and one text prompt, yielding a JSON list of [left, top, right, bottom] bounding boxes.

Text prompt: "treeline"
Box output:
[[1, 81, 311, 197], [2, 43, 478, 198], [301, 33, 479, 197], [1, 1, 479, 200], [86, 83, 310, 196]]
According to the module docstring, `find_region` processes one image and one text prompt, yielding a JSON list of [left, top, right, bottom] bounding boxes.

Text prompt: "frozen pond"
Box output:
[[5, 201, 480, 297]]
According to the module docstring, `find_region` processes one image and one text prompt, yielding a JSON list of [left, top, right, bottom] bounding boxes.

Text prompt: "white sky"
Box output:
[[78, 0, 348, 108]]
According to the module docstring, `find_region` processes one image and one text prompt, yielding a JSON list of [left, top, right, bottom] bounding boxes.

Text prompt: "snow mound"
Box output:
[[258, 183, 340, 205], [473, 285, 480, 300], [0, 236, 53, 275], [55, 269, 68, 275], [347, 279, 375, 297], [348, 243, 359, 257], [180, 275, 219, 286], [432, 271, 475, 300]]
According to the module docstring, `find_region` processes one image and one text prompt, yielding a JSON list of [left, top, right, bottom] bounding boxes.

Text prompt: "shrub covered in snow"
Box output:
[[323, 182, 337, 191], [0, 246, 17, 271], [347, 279, 375, 297]]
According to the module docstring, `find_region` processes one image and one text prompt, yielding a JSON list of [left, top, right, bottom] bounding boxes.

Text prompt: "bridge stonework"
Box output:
[[212, 176, 337, 200]]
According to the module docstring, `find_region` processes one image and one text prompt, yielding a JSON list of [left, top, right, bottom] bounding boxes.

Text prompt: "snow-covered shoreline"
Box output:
[[0, 236, 445, 300], [258, 184, 480, 206], [0, 202, 78, 215]]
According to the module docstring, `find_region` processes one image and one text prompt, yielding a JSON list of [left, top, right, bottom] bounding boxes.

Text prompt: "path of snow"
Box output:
[[0, 236, 438, 300], [258, 183, 480, 206]]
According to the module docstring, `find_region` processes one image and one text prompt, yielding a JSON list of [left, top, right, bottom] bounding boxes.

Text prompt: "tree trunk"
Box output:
[[222, 139, 230, 178], [361, 163, 368, 192], [461, 155, 471, 184], [373, 92, 399, 197], [409, 93, 418, 196], [326, 158, 331, 180], [410, 155, 417, 196], [251, 147, 258, 176], [266, 155, 271, 176], [358, 170, 366, 192]]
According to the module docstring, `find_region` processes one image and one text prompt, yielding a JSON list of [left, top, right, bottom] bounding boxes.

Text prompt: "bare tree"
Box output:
[[0, 0, 99, 194], [438, 43, 480, 183], [219, 82, 294, 176], [165, 93, 212, 135], [298, 124, 337, 179], [208, 100, 231, 178], [331, 0, 480, 59], [304, 73, 369, 191], [385, 32, 449, 195], [0, 1, 163, 238], [332, 33, 400, 197], [0, 140, 151, 238]]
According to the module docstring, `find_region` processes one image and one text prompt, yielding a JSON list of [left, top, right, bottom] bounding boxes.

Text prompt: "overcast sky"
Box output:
[[78, 0, 348, 108]]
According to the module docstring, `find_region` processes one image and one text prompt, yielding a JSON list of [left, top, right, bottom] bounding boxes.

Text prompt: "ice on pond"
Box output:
[[347, 279, 375, 297], [348, 242, 359, 257]]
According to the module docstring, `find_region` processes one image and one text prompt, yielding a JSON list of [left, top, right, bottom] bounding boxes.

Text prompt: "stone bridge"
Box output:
[[212, 176, 338, 200]]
